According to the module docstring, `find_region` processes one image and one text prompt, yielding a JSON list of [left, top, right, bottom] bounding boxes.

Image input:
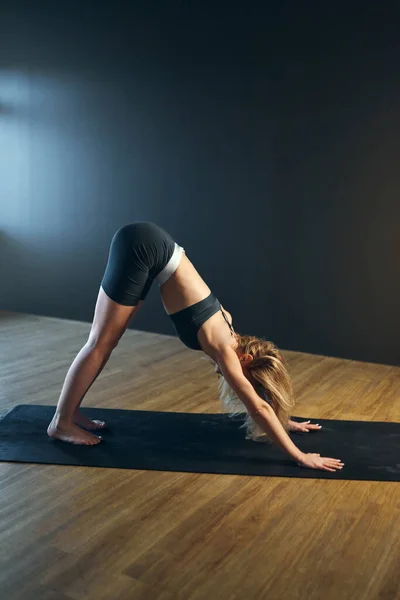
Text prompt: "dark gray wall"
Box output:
[[1, 2, 399, 365]]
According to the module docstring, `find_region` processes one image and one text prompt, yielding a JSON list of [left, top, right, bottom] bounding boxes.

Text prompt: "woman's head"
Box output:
[[218, 334, 295, 442]]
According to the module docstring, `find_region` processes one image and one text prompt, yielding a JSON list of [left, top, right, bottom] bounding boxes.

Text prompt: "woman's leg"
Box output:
[[47, 286, 142, 445]]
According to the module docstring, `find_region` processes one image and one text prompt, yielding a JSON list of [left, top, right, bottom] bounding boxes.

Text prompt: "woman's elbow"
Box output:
[[247, 402, 273, 420]]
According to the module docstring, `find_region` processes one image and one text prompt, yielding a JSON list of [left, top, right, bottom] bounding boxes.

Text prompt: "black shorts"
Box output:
[[101, 222, 177, 306]]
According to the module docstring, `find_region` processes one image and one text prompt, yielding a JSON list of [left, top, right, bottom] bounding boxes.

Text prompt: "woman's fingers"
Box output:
[[323, 458, 344, 470], [301, 423, 322, 431]]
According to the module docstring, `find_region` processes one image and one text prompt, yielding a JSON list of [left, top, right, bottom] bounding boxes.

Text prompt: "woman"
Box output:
[[48, 222, 344, 472]]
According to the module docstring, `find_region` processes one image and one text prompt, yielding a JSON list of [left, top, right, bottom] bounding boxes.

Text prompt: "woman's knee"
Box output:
[[86, 333, 120, 354]]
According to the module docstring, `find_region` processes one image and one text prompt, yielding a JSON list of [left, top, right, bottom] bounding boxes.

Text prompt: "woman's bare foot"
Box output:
[[73, 410, 107, 431], [47, 416, 102, 445]]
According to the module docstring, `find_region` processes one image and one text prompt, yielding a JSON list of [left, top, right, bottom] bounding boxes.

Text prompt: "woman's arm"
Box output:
[[215, 346, 344, 472], [215, 346, 304, 462]]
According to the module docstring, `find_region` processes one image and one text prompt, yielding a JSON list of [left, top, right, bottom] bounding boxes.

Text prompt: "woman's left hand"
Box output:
[[288, 419, 322, 433]]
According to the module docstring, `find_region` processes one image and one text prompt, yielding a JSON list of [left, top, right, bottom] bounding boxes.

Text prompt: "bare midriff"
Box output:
[[159, 253, 212, 315], [159, 252, 236, 353]]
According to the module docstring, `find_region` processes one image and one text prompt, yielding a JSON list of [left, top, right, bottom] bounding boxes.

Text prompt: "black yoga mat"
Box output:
[[0, 404, 399, 481]]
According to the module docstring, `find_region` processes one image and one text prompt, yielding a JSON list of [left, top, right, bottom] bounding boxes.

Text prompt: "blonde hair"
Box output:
[[218, 334, 294, 443]]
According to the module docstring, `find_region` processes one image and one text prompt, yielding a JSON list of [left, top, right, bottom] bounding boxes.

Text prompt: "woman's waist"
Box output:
[[161, 281, 215, 317]]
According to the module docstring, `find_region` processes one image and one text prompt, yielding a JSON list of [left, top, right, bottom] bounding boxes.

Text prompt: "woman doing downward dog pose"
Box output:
[[48, 222, 344, 472]]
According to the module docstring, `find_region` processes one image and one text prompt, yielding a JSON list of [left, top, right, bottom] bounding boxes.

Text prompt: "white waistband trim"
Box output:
[[155, 243, 185, 286]]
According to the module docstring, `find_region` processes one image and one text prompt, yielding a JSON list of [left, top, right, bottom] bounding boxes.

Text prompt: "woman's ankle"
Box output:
[[51, 412, 73, 427]]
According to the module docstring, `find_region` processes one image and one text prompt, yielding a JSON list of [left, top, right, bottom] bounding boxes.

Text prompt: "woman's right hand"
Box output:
[[297, 453, 344, 472]]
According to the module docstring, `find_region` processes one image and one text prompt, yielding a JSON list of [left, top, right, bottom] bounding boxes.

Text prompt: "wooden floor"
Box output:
[[0, 310, 399, 600]]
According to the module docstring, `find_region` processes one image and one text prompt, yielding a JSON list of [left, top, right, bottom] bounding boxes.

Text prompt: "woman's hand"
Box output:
[[297, 453, 344, 472], [289, 419, 322, 433]]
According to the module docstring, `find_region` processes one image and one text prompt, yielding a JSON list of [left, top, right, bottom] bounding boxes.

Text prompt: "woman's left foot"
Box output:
[[73, 410, 107, 430]]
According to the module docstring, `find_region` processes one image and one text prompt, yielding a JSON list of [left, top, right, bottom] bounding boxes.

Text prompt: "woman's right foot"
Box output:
[[47, 417, 102, 445]]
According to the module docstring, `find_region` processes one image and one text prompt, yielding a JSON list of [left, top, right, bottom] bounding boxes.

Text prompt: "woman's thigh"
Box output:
[[88, 286, 143, 350], [91, 222, 175, 350]]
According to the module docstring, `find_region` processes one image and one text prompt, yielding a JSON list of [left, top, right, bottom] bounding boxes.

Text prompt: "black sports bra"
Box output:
[[169, 292, 235, 350]]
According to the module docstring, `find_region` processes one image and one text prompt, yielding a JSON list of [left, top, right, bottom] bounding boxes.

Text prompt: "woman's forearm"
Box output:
[[249, 405, 304, 462], [213, 346, 304, 462]]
